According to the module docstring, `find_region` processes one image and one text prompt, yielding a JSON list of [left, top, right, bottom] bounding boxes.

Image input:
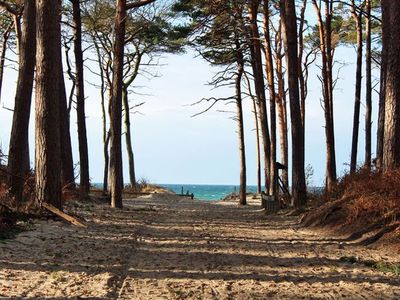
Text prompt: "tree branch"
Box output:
[[0, 0, 19, 15], [126, 0, 156, 10]]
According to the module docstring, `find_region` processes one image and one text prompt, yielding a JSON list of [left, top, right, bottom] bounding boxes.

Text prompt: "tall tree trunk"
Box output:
[[13, 14, 21, 53], [122, 52, 142, 187], [93, 39, 110, 194], [233, 22, 246, 205], [103, 132, 110, 193], [312, 0, 336, 191], [350, 4, 363, 174], [275, 20, 289, 188], [298, 0, 307, 129], [325, 0, 336, 190], [248, 0, 271, 193], [7, 0, 36, 201], [123, 87, 136, 186], [253, 99, 261, 195], [263, 0, 277, 197], [281, 0, 307, 207], [236, 77, 246, 205], [59, 61, 75, 189], [382, 1, 400, 170], [0, 24, 12, 105], [35, 0, 62, 209], [377, 0, 388, 169], [109, 0, 127, 208], [72, 0, 90, 199], [364, 0, 372, 169], [244, 72, 261, 195]]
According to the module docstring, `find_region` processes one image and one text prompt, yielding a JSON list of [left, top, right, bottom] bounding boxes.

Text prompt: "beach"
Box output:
[[1, 193, 399, 299]]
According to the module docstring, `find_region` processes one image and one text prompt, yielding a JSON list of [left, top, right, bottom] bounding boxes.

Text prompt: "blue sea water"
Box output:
[[93, 183, 322, 201], [160, 184, 258, 201]]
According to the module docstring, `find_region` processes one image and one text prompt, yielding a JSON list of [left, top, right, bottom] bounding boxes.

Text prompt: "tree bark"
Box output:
[[376, 0, 388, 169], [248, 0, 271, 193], [71, 0, 90, 199], [364, 0, 372, 169], [59, 59, 75, 189], [350, 3, 363, 174], [263, 0, 277, 197], [281, 0, 307, 207], [0, 24, 11, 105], [123, 87, 136, 186], [244, 72, 261, 195], [298, 0, 307, 130], [122, 51, 142, 187], [109, 0, 127, 208], [233, 21, 246, 205], [35, 0, 62, 209], [93, 39, 110, 194], [325, 0, 337, 189], [275, 26, 289, 187], [7, 0, 36, 201], [382, 0, 400, 170], [275, 20, 289, 188], [253, 98, 261, 195], [377, 0, 388, 170], [312, 0, 337, 191]]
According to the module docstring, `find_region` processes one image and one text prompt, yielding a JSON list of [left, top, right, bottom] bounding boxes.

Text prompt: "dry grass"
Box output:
[[338, 168, 400, 224], [303, 168, 400, 245], [124, 179, 173, 194]]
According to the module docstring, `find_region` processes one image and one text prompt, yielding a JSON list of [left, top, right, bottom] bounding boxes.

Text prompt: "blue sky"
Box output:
[[0, 44, 379, 187]]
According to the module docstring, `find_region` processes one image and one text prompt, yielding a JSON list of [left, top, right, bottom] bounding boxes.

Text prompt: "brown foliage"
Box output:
[[303, 168, 400, 239], [337, 168, 400, 224]]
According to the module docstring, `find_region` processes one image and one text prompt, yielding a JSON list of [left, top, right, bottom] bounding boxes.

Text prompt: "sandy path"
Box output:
[[1, 194, 399, 299]]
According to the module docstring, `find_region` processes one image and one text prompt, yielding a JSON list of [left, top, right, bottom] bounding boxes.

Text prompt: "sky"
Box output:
[[0, 44, 379, 187]]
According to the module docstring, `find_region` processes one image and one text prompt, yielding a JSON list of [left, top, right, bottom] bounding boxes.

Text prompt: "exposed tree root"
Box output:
[[359, 223, 400, 246]]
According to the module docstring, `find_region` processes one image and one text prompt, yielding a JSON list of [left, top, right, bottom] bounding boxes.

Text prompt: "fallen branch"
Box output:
[[42, 202, 87, 228]]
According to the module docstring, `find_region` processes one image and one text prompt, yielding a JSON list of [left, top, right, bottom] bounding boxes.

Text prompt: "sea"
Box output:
[[160, 184, 258, 201], [93, 183, 323, 201]]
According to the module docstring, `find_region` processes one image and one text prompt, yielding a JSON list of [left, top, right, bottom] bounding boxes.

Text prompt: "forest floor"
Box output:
[[0, 193, 400, 299]]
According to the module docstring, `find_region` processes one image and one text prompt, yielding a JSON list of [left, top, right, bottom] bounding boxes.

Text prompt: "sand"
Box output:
[[0, 193, 399, 299]]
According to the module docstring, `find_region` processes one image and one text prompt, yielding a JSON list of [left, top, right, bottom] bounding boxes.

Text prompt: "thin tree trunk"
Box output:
[[253, 98, 261, 195], [35, 0, 62, 209], [122, 87, 136, 186], [275, 21, 289, 188], [248, 0, 271, 193], [122, 52, 142, 187], [382, 1, 400, 170], [312, 0, 336, 191], [325, 0, 336, 190], [233, 20, 246, 205], [8, 0, 36, 201], [263, 0, 277, 197], [108, 0, 155, 209], [13, 14, 21, 54], [350, 4, 363, 174], [0, 24, 11, 105], [103, 132, 110, 193], [298, 0, 307, 129], [244, 72, 261, 195], [236, 76, 246, 205], [59, 60, 75, 189], [281, 0, 307, 207], [376, 0, 388, 170], [364, 0, 372, 169], [72, 0, 90, 199], [109, 0, 127, 208], [93, 39, 110, 194]]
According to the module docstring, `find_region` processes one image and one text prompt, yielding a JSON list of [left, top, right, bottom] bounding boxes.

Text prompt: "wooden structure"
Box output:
[[262, 162, 291, 213]]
